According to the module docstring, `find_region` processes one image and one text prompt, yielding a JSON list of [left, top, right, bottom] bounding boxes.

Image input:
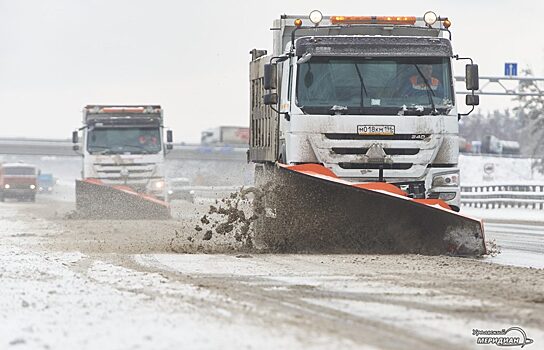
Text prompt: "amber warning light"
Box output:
[[331, 16, 416, 25]]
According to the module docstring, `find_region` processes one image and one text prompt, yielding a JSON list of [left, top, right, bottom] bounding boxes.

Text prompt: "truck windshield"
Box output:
[[296, 57, 454, 115], [3, 167, 36, 175], [87, 127, 162, 154]]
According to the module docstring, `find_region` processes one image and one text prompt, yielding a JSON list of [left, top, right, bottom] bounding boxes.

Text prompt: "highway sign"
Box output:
[[504, 63, 518, 76]]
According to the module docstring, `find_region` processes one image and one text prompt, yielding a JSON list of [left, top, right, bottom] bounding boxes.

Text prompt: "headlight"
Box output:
[[438, 192, 456, 201], [423, 11, 438, 26], [30, 184, 36, 190], [48, 187, 53, 191], [153, 181, 165, 189], [4, 184, 10, 189], [309, 10, 323, 26], [167, 190, 173, 195], [432, 172, 459, 187]]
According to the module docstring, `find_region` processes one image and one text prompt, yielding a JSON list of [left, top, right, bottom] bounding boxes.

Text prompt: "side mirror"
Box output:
[[166, 144, 173, 150], [166, 130, 173, 143], [465, 64, 479, 91], [72, 130, 79, 143], [297, 53, 313, 64], [264, 93, 278, 105], [264, 63, 277, 90], [466, 94, 480, 106]]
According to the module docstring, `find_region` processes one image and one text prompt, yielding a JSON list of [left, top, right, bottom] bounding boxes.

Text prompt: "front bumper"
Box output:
[[341, 167, 461, 209], [2, 189, 36, 198]]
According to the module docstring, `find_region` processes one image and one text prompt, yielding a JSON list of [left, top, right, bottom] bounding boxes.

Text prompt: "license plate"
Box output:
[[357, 125, 395, 136]]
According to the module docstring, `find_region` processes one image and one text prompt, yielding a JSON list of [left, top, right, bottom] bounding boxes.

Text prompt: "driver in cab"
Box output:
[[138, 133, 158, 150], [401, 64, 443, 98]]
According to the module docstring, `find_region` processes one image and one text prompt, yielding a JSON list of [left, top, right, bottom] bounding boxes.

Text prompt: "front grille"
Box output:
[[325, 133, 430, 141], [93, 162, 156, 167], [332, 147, 420, 156], [338, 162, 413, 170], [5, 184, 33, 189], [93, 162, 156, 180], [98, 169, 150, 174]]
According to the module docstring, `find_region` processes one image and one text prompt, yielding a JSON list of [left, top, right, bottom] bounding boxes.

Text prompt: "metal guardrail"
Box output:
[[460, 152, 530, 159], [461, 184, 544, 209]]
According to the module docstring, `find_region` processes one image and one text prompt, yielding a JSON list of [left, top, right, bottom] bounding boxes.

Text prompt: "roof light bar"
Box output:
[[331, 16, 416, 25], [101, 107, 146, 113]]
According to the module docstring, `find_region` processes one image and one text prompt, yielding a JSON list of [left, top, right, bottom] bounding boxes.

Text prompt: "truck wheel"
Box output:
[[30, 195, 36, 202], [0, 194, 4, 202]]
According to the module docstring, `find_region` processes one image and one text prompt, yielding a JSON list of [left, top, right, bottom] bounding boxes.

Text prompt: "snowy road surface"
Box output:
[[0, 192, 543, 349], [484, 222, 544, 268], [462, 207, 544, 268]]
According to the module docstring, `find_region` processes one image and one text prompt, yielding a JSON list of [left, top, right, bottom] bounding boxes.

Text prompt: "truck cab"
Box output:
[[73, 105, 173, 200], [249, 11, 480, 211], [0, 163, 38, 202]]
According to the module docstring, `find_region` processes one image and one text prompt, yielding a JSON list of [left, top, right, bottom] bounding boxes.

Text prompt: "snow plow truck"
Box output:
[[249, 11, 486, 255], [72, 105, 173, 219]]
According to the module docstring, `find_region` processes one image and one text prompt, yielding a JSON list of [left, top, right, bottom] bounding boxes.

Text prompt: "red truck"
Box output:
[[0, 163, 38, 202]]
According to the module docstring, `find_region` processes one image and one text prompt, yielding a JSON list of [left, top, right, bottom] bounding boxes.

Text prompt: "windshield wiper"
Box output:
[[119, 144, 157, 154], [89, 145, 115, 154], [330, 105, 348, 115], [413, 65, 438, 115], [354, 64, 368, 108], [398, 105, 425, 116]]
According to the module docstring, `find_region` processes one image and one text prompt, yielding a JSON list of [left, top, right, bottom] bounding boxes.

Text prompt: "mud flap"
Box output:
[[256, 164, 486, 256], [75, 179, 170, 219]]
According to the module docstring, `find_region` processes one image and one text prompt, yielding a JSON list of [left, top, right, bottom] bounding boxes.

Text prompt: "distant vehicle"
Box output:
[[71, 105, 174, 219], [0, 163, 38, 202], [459, 136, 519, 155], [459, 137, 472, 153], [37, 173, 55, 194], [471, 140, 482, 154], [481, 135, 520, 155], [201, 126, 249, 146], [166, 177, 195, 202]]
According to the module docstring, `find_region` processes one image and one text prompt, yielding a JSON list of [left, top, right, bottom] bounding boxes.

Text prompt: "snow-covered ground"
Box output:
[[0, 155, 542, 349], [460, 154, 544, 185], [462, 207, 544, 223]]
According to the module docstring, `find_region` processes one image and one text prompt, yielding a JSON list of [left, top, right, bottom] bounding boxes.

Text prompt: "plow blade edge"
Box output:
[[257, 164, 486, 256], [75, 179, 170, 219]]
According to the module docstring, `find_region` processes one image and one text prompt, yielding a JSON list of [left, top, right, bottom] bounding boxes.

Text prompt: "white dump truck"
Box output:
[[72, 105, 173, 218], [250, 11, 481, 211], [248, 11, 486, 255]]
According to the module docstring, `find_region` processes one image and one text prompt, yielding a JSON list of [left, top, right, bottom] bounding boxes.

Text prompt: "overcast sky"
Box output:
[[1, 0, 543, 142]]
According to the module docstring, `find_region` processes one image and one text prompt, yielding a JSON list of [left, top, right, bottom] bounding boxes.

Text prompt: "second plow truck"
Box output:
[[72, 105, 173, 219], [249, 11, 486, 255]]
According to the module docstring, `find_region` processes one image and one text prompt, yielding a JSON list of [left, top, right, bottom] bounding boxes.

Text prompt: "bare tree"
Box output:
[[513, 69, 544, 173]]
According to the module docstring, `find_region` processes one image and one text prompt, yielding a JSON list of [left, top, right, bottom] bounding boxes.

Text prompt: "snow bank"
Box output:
[[460, 155, 544, 185]]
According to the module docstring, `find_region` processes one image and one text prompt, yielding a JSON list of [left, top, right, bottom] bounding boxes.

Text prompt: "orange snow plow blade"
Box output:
[[75, 179, 170, 219], [258, 163, 486, 256]]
